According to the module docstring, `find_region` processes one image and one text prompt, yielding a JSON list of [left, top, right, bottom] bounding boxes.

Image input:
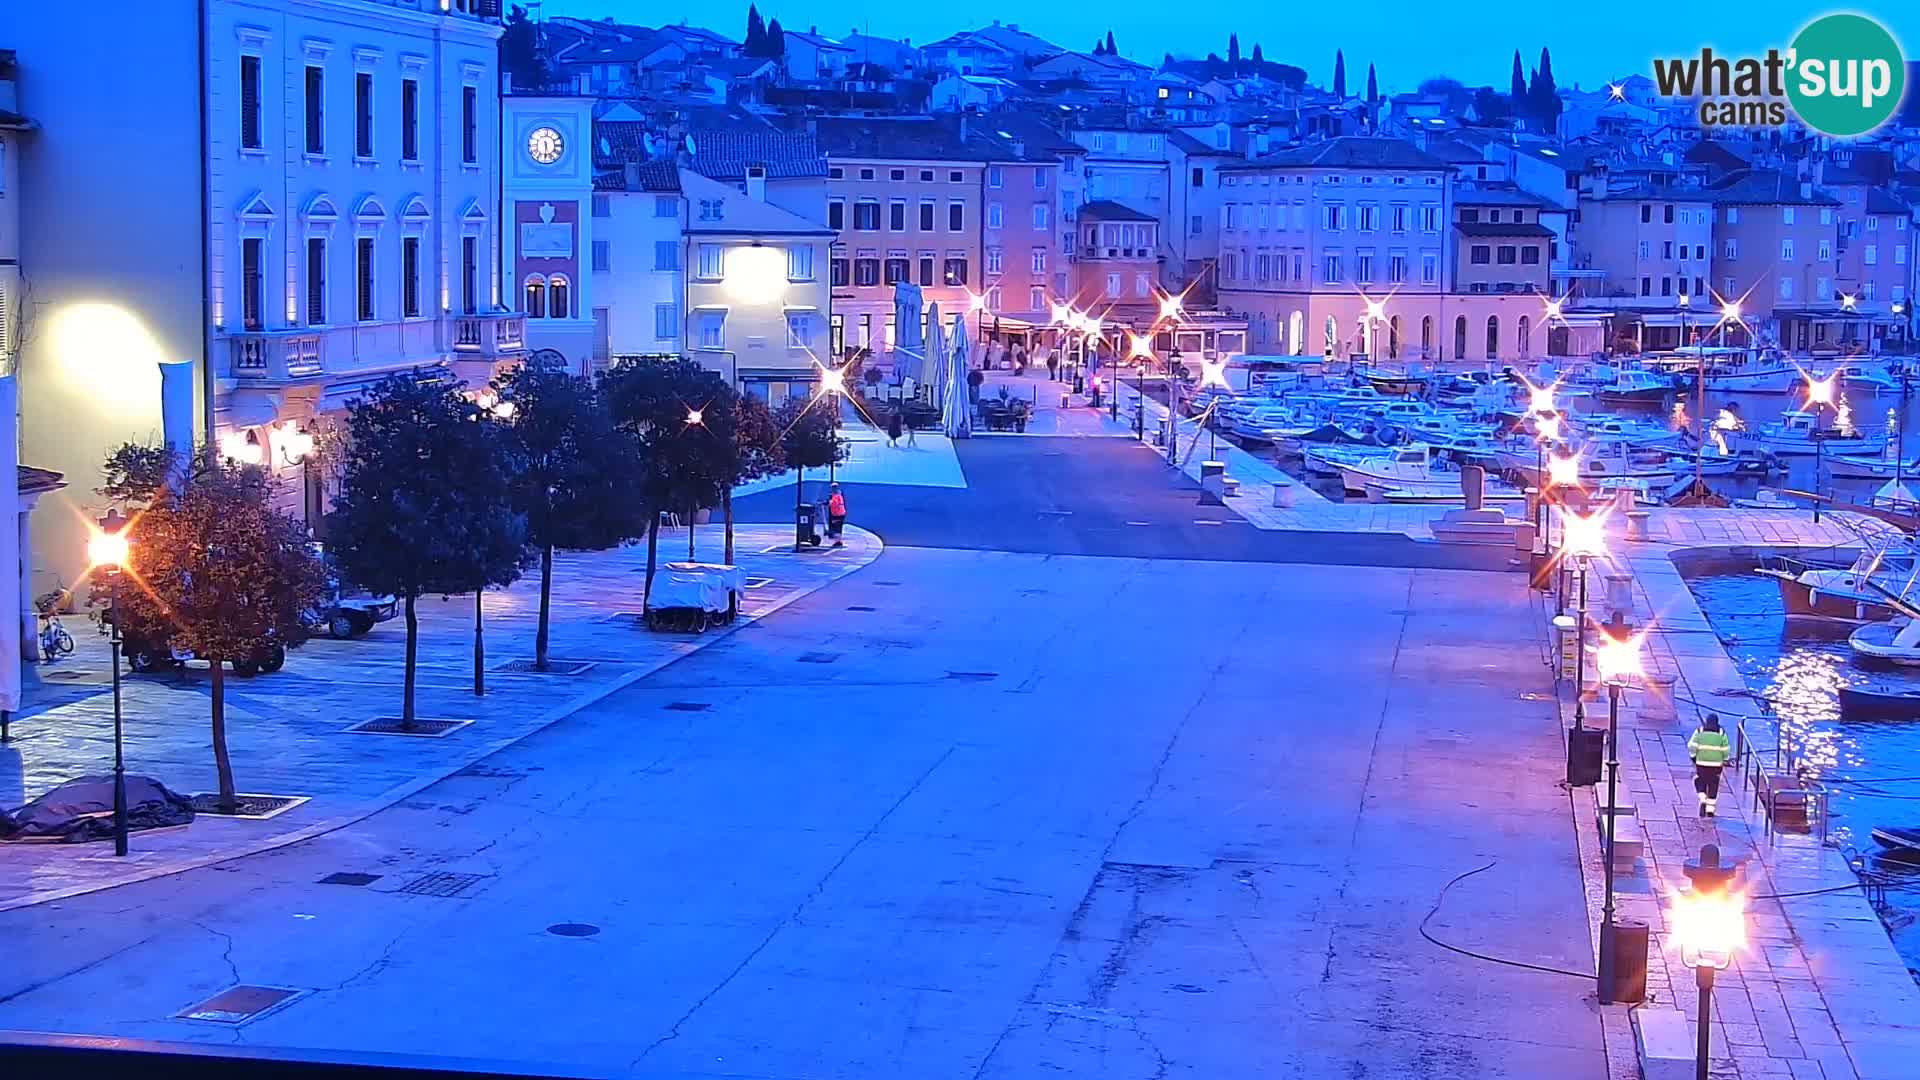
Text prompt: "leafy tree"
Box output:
[[106, 447, 325, 811], [493, 355, 647, 671], [773, 395, 848, 550], [1510, 51, 1527, 111], [1333, 49, 1346, 98], [1472, 85, 1513, 125], [766, 18, 786, 60], [327, 376, 527, 729], [724, 393, 786, 564], [1531, 47, 1561, 132], [499, 5, 550, 91], [602, 356, 735, 607], [1251, 43, 1264, 66], [745, 4, 766, 55], [1104, 31, 1116, 56], [1228, 34, 1240, 66]]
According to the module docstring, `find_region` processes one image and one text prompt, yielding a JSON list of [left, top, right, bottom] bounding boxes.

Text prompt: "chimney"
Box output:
[[1012, 138, 1026, 157], [624, 162, 643, 190], [1800, 180, 1813, 200], [746, 165, 768, 202]]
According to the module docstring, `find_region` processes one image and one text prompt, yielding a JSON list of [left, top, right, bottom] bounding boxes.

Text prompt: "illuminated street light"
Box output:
[[1560, 509, 1607, 733], [1805, 373, 1838, 407], [1842, 293, 1858, 312], [818, 367, 846, 396], [276, 421, 316, 465], [686, 408, 704, 426], [967, 292, 988, 314], [219, 429, 263, 466], [1560, 509, 1608, 561], [1158, 293, 1183, 321], [1198, 354, 1230, 390], [1594, 625, 1645, 1003], [1673, 885, 1745, 1078], [1537, 413, 1562, 443], [87, 527, 130, 570], [1528, 381, 1557, 417], [1128, 332, 1154, 360], [1720, 300, 1741, 322], [722, 243, 787, 305], [89, 519, 133, 857], [1547, 453, 1582, 490]]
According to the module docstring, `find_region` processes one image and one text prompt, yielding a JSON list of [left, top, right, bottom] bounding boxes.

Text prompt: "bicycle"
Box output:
[[35, 593, 74, 660]]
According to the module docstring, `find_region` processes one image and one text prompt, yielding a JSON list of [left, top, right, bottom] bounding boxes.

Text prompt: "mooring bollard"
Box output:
[[1626, 510, 1651, 541]]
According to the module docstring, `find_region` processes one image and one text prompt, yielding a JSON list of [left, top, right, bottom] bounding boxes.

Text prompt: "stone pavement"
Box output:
[[1546, 506, 1920, 1079], [0, 523, 881, 912]]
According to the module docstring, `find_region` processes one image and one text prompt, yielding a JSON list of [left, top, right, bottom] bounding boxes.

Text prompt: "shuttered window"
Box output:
[[304, 66, 324, 154], [241, 238, 263, 330], [240, 55, 262, 149], [356, 238, 375, 320], [401, 78, 419, 161], [306, 238, 327, 324], [402, 237, 421, 317], [354, 72, 373, 157]]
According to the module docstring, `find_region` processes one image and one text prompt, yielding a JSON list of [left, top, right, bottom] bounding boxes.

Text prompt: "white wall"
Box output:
[[594, 188, 683, 357]]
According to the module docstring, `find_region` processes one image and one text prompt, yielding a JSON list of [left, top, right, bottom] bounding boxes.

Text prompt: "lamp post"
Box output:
[[1679, 293, 1710, 499], [1672, 883, 1744, 1080], [1167, 346, 1184, 464], [1560, 510, 1607, 731], [818, 366, 846, 485], [1594, 627, 1643, 1003], [88, 522, 132, 857], [1805, 373, 1837, 524], [1546, 451, 1582, 614], [276, 421, 318, 534], [1365, 297, 1385, 371]]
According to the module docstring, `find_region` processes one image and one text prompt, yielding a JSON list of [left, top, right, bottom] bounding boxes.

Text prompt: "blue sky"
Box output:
[[533, 2, 1919, 95]]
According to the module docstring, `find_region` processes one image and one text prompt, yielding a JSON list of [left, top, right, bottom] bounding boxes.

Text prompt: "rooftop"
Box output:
[[1454, 221, 1557, 238], [690, 128, 828, 180], [1079, 199, 1156, 222], [1707, 168, 1840, 206], [1222, 136, 1445, 172]]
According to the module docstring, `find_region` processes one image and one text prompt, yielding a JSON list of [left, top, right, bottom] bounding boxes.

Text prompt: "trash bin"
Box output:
[[795, 502, 819, 547], [1600, 918, 1650, 1004], [1567, 725, 1604, 787]]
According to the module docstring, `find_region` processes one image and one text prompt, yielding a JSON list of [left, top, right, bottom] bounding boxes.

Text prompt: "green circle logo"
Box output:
[[1787, 14, 1906, 137]]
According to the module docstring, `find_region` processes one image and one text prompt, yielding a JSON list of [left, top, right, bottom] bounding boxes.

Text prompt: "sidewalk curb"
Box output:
[[0, 527, 885, 913]]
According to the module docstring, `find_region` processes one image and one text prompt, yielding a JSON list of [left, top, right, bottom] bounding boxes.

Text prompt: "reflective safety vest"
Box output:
[[1689, 729, 1731, 767], [828, 493, 847, 517]]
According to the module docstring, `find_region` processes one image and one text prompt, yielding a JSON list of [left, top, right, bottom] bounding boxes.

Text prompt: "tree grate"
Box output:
[[191, 793, 309, 819], [798, 651, 841, 664], [398, 872, 491, 898], [346, 717, 471, 738], [493, 659, 595, 676], [178, 985, 303, 1024], [318, 872, 381, 887], [665, 702, 711, 712], [847, 605, 877, 612]]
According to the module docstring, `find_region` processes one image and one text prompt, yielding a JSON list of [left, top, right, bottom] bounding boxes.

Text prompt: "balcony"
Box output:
[[230, 330, 324, 381], [450, 312, 527, 359], [1080, 246, 1156, 260]]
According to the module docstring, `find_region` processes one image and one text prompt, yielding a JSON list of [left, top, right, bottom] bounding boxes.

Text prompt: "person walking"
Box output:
[[903, 411, 917, 447], [1046, 350, 1060, 382], [826, 484, 848, 547], [1688, 713, 1732, 817], [886, 406, 903, 448]]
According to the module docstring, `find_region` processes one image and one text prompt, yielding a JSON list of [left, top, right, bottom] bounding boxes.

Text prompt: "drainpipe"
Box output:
[[198, 0, 214, 440]]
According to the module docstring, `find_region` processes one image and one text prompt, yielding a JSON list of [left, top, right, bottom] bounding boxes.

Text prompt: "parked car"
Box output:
[[122, 628, 286, 677], [308, 543, 398, 639]]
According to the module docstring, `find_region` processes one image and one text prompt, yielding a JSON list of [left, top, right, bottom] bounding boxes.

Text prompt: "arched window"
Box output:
[[524, 275, 547, 318], [1421, 316, 1434, 359], [1485, 315, 1500, 359], [1289, 311, 1304, 356], [548, 275, 571, 319], [1324, 315, 1338, 357], [1453, 315, 1467, 359], [1518, 315, 1532, 359], [1355, 316, 1367, 357], [1388, 315, 1401, 360]]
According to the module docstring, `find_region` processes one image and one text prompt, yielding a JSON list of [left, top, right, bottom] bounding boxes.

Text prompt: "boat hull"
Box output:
[[1848, 621, 1920, 665], [1761, 569, 1895, 623]]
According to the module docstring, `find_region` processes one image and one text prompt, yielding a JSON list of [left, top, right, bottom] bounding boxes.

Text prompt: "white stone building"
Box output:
[[11, 0, 519, 592]]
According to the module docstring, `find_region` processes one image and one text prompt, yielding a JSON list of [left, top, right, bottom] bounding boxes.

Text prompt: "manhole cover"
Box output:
[[179, 985, 303, 1024], [798, 652, 840, 664], [191, 793, 309, 820], [665, 702, 711, 712], [318, 872, 381, 887], [847, 605, 876, 612], [873, 581, 902, 586], [346, 717, 471, 738], [493, 659, 595, 676], [947, 671, 998, 682], [399, 872, 491, 898], [547, 923, 600, 938]]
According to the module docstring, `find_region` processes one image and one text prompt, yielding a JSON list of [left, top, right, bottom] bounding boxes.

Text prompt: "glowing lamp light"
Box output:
[[1547, 453, 1583, 490], [1085, 316, 1103, 337], [1365, 298, 1386, 321], [220, 429, 263, 466], [818, 367, 847, 396], [1594, 630, 1645, 685], [1158, 293, 1183, 321], [967, 292, 988, 314], [1527, 381, 1557, 416], [1049, 301, 1073, 326], [1842, 293, 1858, 311], [277, 421, 316, 465], [1671, 888, 1745, 971], [1678, 293, 1692, 309], [1720, 300, 1742, 321], [1559, 510, 1608, 561], [1198, 355, 1231, 390], [1536, 414, 1562, 443], [1128, 332, 1154, 359], [88, 528, 130, 569], [686, 408, 704, 426], [1806, 374, 1838, 407], [722, 244, 788, 305]]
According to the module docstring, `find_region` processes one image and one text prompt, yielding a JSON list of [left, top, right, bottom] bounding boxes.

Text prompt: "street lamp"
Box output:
[[1806, 373, 1839, 522], [1560, 509, 1608, 730], [1672, 885, 1744, 1080], [817, 365, 847, 484], [1545, 451, 1582, 610], [1595, 626, 1644, 1003], [277, 421, 317, 533], [88, 520, 132, 857], [1365, 297, 1386, 370]]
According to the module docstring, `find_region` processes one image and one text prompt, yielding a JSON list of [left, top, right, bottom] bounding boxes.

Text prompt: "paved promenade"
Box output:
[[1552, 507, 1920, 1080], [0, 524, 880, 911]]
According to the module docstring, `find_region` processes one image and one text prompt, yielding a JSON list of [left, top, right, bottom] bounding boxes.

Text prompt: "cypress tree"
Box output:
[[1333, 49, 1346, 98]]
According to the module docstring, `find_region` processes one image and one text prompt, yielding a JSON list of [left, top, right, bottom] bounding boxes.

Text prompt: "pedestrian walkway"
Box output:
[[0, 524, 882, 911], [1546, 508, 1920, 1080]]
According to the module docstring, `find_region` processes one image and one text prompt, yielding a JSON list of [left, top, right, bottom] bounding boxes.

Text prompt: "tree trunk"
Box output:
[[643, 507, 661, 612], [534, 541, 554, 670], [793, 466, 804, 551], [723, 486, 735, 565], [473, 588, 485, 697], [402, 594, 418, 730], [210, 657, 236, 813], [688, 498, 697, 560]]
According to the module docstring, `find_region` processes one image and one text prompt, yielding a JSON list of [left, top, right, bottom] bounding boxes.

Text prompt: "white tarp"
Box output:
[[650, 562, 745, 614]]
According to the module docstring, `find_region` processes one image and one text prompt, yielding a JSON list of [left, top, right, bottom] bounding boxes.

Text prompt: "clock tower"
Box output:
[[501, 94, 596, 371]]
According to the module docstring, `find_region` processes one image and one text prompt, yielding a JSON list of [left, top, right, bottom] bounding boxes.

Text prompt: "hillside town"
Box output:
[[7, 5, 1920, 1080]]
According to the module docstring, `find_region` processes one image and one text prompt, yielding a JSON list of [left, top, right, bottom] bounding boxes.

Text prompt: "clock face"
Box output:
[[527, 126, 564, 165]]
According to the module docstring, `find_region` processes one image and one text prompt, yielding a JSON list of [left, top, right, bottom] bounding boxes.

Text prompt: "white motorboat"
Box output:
[[1226, 402, 1312, 443], [1334, 443, 1475, 495], [1576, 436, 1678, 483], [1842, 367, 1903, 395], [1592, 369, 1674, 403], [1729, 410, 1887, 457], [1757, 522, 1919, 623], [1371, 484, 1529, 505], [1849, 618, 1920, 666], [1829, 449, 1920, 481], [1673, 355, 1818, 394]]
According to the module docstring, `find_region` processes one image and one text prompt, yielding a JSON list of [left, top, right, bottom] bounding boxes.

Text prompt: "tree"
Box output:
[[602, 357, 736, 607], [1104, 31, 1116, 56], [1228, 33, 1241, 66], [1333, 49, 1346, 98], [744, 4, 766, 56], [1251, 43, 1264, 66], [1472, 85, 1513, 125], [1510, 51, 1527, 111], [1366, 64, 1379, 126], [724, 393, 786, 564], [1531, 47, 1561, 132], [765, 18, 786, 60], [773, 395, 848, 551], [328, 376, 527, 729], [493, 355, 647, 672], [499, 6, 550, 90], [105, 447, 325, 811]]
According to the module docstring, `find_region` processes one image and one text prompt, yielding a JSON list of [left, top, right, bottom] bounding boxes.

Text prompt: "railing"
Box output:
[[230, 331, 323, 380], [450, 313, 526, 358]]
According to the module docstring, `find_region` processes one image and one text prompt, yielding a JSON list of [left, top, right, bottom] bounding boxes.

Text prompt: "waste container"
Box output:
[[1567, 725, 1604, 786], [1600, 919, 1650, 1004], [795, 501, 820, 547]]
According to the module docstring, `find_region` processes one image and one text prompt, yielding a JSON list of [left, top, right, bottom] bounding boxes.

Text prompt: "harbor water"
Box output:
[[1682, 558, 1920, 980]]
